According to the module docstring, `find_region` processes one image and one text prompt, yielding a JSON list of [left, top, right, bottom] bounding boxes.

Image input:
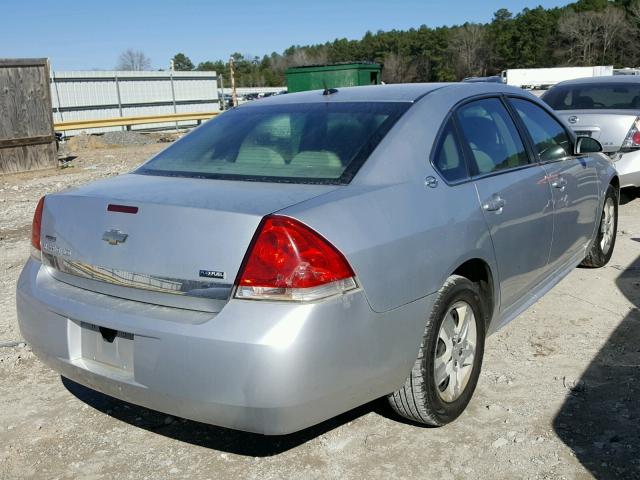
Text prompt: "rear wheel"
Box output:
[[388, 275, 486, 426], [581, 184, 618, 268]]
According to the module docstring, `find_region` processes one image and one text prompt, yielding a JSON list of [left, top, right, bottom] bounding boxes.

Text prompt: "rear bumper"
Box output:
[[614, 150, 640, 188], [17, 259, 432, 435]]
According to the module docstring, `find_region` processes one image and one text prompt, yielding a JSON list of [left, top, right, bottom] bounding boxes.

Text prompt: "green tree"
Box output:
[[172, 53, 194, 71], [195, 61, 219, 71], [570, 0, 610, 12], [486, 9, 515, 71]]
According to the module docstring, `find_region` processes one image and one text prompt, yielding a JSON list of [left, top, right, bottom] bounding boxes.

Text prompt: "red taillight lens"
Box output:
[[622, 117, 640, 152], [235, 216, 356, 301], [31, 196, 45, 252]]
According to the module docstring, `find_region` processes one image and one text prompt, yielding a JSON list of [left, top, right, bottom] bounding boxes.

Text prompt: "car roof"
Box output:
[[236, 82, 533, 107], [552, 75, 640, 87]]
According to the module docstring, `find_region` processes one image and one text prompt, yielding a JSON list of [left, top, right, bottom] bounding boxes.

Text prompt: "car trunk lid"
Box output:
[[39, 173, 339, 313], [555, 109, 640, 152]]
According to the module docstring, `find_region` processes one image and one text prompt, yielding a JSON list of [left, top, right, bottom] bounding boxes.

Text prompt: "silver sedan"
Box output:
[[17, 82, 618, 435], [542, 75, 640, 189]]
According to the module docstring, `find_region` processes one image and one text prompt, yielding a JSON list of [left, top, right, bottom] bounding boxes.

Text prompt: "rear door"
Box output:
[[455, 97, 554, 312], [508, 97, 600, 270]]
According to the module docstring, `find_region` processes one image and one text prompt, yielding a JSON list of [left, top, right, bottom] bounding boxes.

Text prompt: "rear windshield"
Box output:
[[543, 83, 640, 110], [136, 102, 409, 184]]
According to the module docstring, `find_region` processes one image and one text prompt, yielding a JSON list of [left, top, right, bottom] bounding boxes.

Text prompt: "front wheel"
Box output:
[[388, 275, 486, 426], [581, 184, 618, 268]]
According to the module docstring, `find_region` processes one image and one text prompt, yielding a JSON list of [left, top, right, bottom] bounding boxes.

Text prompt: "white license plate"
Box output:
[[81, 322, 134, 371]]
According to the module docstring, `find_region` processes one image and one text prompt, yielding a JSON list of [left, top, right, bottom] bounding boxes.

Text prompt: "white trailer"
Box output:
[[501, 66, 614, 89]]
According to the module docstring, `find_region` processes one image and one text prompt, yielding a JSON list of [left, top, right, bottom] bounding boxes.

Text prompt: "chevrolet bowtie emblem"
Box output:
[[102, 229, 128, 245]]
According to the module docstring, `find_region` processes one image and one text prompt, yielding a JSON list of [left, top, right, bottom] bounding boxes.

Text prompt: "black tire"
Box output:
[[388, 275, 486, 426], [581, 184, 618, 268]]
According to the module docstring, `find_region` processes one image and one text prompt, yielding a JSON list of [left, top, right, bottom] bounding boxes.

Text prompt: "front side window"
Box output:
[[137, 102, 408, 184], [510, 98, 571, 162], [456, 98, 529, 175], [432, 119, 468, 183]]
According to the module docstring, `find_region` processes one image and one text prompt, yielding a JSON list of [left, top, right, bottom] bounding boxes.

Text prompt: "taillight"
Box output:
[[621, 117, 640, 152], [235, 215, 357, 301], [31, 196, 45, 259]]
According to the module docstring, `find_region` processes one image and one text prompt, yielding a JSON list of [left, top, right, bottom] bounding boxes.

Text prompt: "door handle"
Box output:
[[551, 177, 567, 190], [483, 195, 505, 212]]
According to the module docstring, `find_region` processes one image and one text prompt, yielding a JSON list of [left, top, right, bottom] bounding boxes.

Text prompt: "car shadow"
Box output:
[[619, 187, 640, 205], [553, 255, 640, 479], [62, 377, 404, 456]]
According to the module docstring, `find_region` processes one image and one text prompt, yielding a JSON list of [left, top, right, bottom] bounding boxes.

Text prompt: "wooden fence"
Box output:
[[0, 58, 57, 174]]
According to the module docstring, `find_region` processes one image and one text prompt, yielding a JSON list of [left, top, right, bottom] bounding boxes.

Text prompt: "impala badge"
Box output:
[[102, 229, 128, 245], [568, 115, 578, 124]]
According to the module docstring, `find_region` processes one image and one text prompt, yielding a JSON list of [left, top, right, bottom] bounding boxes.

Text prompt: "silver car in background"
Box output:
[[17, 83, 618, 435], [542, 76, 640, 189]]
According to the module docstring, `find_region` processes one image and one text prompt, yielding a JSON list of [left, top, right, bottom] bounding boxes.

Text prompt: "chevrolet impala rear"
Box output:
[[17, 83, 618, 435]]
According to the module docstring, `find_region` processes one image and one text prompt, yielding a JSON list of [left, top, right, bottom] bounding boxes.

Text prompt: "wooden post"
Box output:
[[229, 57, 238, 107], [218, 75, 225, 111], [0, 58, 57, 174]]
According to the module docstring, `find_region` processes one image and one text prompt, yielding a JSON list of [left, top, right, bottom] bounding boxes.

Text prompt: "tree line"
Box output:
[[125, 0, 640, 86]]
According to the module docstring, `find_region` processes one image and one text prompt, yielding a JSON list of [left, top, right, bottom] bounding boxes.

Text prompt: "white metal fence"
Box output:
[[51, 70, 222, 135], [50, 70, 287, 135]]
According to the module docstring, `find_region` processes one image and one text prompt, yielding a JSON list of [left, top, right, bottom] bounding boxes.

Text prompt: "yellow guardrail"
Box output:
[[53, 112, 219, 132]]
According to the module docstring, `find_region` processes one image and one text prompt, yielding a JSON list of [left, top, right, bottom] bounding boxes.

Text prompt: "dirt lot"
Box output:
[[1, 142, 639, 479]]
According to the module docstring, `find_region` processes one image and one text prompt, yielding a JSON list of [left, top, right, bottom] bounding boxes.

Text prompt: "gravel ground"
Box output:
[[100, 131, 157, 146], [1, 145, 639, 479]]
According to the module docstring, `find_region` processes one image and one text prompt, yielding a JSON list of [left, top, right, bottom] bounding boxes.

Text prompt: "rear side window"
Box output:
[[543, 83, 640, 110], [432, 120, 468, 182], [137, 102, 408, 184], [510, 98, 571, 162], [456, 98, 529, 175]]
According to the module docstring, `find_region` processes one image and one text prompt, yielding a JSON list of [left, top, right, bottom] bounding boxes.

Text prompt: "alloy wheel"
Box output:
[[434, 300, 477, 403]]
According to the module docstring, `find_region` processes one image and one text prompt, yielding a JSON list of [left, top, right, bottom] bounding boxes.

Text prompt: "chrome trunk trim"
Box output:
[[42, 252, 232, 301]]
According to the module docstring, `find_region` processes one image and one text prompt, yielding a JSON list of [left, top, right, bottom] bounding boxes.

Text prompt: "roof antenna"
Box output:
[[322, 80, 338, 96]]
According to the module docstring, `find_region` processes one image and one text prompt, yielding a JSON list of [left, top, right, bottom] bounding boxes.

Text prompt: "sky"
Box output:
[[2, 0, 570, 71]]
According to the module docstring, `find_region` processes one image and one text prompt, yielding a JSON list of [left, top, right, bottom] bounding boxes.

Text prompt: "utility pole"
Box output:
[[229, 57, 238, 107], [168, 59, 177, 131], [218, 75, 225, 111]]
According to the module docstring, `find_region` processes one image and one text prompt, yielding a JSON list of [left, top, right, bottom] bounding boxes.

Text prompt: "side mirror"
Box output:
[[541, 144, 569, 161], [575, 136, 603, 154]]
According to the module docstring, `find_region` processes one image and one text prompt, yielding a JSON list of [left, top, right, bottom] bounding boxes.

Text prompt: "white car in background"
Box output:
[[542, 76, 640, 190]]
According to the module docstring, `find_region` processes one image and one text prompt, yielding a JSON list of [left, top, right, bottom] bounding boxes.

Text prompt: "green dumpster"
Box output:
[[285, 63, 382, 93]]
